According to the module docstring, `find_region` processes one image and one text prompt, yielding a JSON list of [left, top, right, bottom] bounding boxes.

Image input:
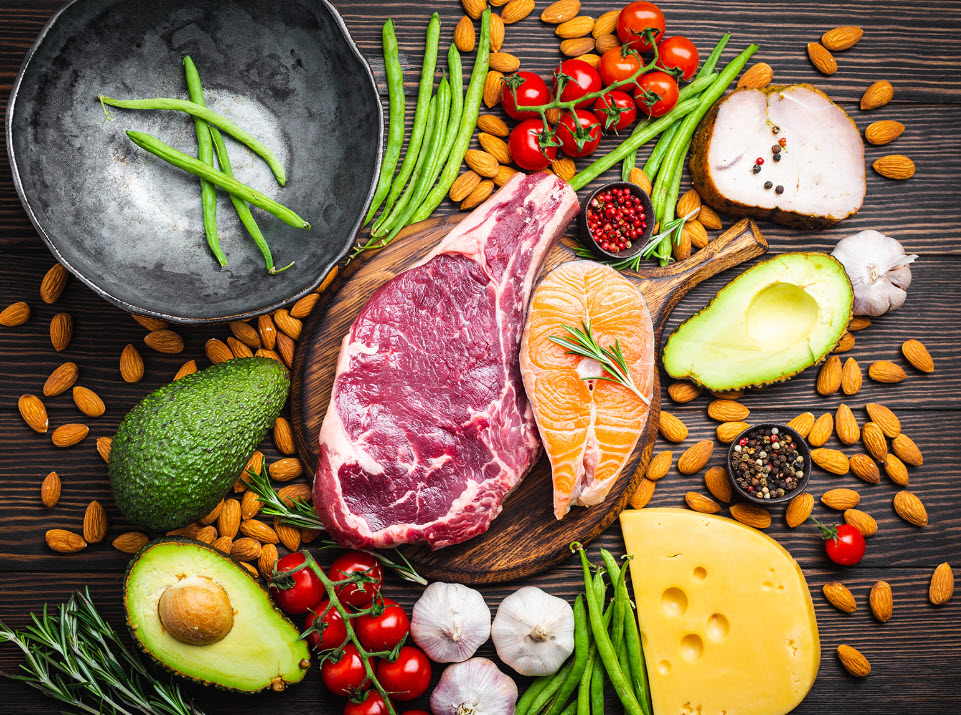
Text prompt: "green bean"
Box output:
[[410, 9, 491, 223], [545, 596, 590, 715], [590, 646, 605, 715], [517, 675, 554, 715], [364, 19, 406, 226], [696, 33, 731, 81], [374, 13, 441, 226], [576, 646, 596, 715], [523, 659, 575, 715], [182, 56, 225, 267], [623, 596, 653, 714], [557, 702, 577, 715], [99, 96, 287, 186], [437, 44, 465, 177], [641, 122, 678, 180], [125, 131, 309, 229]]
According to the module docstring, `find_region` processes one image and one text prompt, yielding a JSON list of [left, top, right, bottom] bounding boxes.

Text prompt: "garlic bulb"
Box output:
[[491, 586, 574, 676], [831, 230, 917, 316], [410, 582, 491, 663], [430, 658, 518, 715]]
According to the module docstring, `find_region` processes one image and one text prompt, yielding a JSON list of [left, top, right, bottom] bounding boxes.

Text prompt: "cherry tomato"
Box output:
[[556, 109, 602, 158], [820, 523, 866, 566], [501, 71, 551, 120], [344, 691, 391, 715], [598, 47, 641, 88], [656, 36, 699, 80], [356, 597, 410, 652], [375, 646, 432, 702], [552, 59, 602, 108], [593, 91, 637, 132], [321, 645, 369, 697], [508, 119, 558, 171], [304, 600, 348, 651], [617, 2, 666, 53], [634, 71, 679, 117], [330, 552, 384, 609], [269, 552, 325, 615]]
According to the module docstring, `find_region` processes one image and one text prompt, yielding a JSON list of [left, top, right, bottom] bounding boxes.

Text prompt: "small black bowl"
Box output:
[[727, 423, 812, 505], [576, 181, 655, 261]]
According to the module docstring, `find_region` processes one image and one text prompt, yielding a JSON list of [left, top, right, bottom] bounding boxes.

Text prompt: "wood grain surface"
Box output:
[[1, 0, 960, 712]]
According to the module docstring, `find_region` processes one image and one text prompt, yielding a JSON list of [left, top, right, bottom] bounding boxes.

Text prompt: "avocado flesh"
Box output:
[[662, 253, 853, 390], [125, 538, 309, 693], [109, 357, 289, 533]]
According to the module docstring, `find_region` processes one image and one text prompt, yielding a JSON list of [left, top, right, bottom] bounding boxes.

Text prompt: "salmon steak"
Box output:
[[520, 260, 655, 520]]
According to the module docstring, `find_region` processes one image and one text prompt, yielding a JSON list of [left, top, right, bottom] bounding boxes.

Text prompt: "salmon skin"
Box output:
[[520, 260, 655, 519]]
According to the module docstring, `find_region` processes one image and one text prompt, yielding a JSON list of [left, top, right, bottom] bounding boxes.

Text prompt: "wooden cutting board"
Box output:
[[290, 214, 767, 584]]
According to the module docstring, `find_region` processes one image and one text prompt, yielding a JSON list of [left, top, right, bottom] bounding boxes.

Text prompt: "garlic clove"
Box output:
[[491, 586, 575, 677], [411, 582, 491, 663]]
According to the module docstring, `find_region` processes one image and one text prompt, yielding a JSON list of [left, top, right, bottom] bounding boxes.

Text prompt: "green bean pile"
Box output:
[[516, 544, 653, 715]]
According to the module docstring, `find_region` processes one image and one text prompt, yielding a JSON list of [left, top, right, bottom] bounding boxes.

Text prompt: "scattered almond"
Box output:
[[484, 70, 504, 108], [278, 483, 313, 507], [259, 543, 279, 580], [658, 411, 688, 442], [873, 155, 915, 180], [816, 356, 842, 395], [167, 523, 200, 539], [50, 313, 74, 352], [479, 133, 512, 165], [462, 0, 486, 19], [844, 508, 878, 537], [119, 344, 144, 383], [861, 80, 894, 110], [40, 263, 69, 304], [241, 450, 264, 484], [489, 51, 521, 73], [0, 301, 30, 327], [258, 314, 277, 350], [46, 529, 87, 553], [113, 532, 149, 554], [217, 499, 241, 538], [808, 413, 834, 447], [52, 423, 88, 448], [269, 458, 304, 482], [228, 336, 254, 359], [686, 220, 709, 248], [686, 492, 721, 514], [848, 316, 871, 331], [676, 189, 701, 218], [703, 466, 732, 503], [891, 433, 922, 467], [629, 477, 656, 509], [489, 14, 505, 51], [736, 62, 773, 89], [541, 0, 580, 23], [19, 394, 49, 433], [273, 309, 302, 340], [174, 360, 198, 380], [884, 454, 909, 487], [560, 37, 596, 57], [201, 500, 225, 525], [493, 165, 520, 186], [240, 489, 263, 521], [231, 537, 262, 561], [97, 436, 112, 463], [574, 52, 602, 69], [862, 422, 888, 462], [823, 581, 856, 613], [275, 519, 302, 552], [240, 519, 280, 545], [646, 450, 672, 481], [901, 339, 933, 373], [454, 15, 476, 52], [196, 525, 217, 544], [807, 42, 837, 75], [205, 338, 233, 364], [678, 440, 714, 475], [786, 492, 814, 528], [892, 490, 927, 526], [835, 403, 860, 445], [556, 16, 593, 38], [450, 171, 482, 203], [43, 362, 78, 397], [131, 313, 168, 331], [276, 332, 295, 368], [83, 500, 108, 544], [301, 527, 322, 543], [849, 454, 880, 484], [271, 417, 295, 456], [546, 107, 562, 124], [592, 9, 618, 37], [716, 421, 748, 444], [211, 535, 233, 554], [834, 332, 855, 353], [929, 563, 954, 605], [551, 156, 576, 182], [229, 320, 261, 348], [865, 120, 905, 146], [787, 412, 816, 439], [707, 399, 748, 422], [461, 180, 495, 210], [697, 205, 722, 230], [41, 471, 61, 508], [145, 329, 184, 354], [866, 403, 900, 437], [628, 167, 652, 194], [812, 449, 850, 476], [841, 357, 862, 395], [73, 386, 105, 418], [729, 502, 771, 529], [821, 487, 860, 510], [672, 230, 691, 262], [501, 0, 535, 24], [709, 389, 744, 400], [478, 115, 510, 137], [465, 149, 500, 178], [822, 25, 863, 51], [837, 645, 871, 677]]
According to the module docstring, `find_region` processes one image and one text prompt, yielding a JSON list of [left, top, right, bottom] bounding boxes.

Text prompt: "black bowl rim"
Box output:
[[4, 0, 383, 325], [576, 180, 655, 261], [726, 422, 812, 505]]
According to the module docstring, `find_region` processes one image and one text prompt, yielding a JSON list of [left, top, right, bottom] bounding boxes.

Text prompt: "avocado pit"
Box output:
[[158, 575, 234, 646]]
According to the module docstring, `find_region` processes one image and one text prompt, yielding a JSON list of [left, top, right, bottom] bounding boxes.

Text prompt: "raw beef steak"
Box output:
[[314, 173, 579, 549]]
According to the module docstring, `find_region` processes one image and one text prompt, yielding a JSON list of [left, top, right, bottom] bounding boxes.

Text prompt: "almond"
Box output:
[[849, 454, 880, 484], [52, 423, 88, 448], [19, 394, 49, 433], [228, 337, 254, 359], [592, 9, 618, 37], [835, 403, 860, 445], [716, 421, 748, 444], [736, 62, 774, 89], [256, 347, 283, 363], [710, 389, 744, 400], [841, 358, 862, 395], [273, 309, 302, 340], [862, 422, 888, 462], [685, 492, 721, 514], [697, 205, 722, 230], [677, 440, 714, 475], [484, 70, 504, 108], [217, 499, 241, 538], [131, 313, 168, 331], [278, 483, 313, 507], [821, 487, 860, 510], [229, 320, 261, 348], [167, 523, 200, 538], [301, 527, 322, 543], [892, 433, 922, 466], [113, 531, 149, 554], [258, 314, 277, 350], [808, 413, 833, 447], [812, 449, 850, 476], [145, 329, 184, 354], [274, 518, 302, 552], [676, 189, 701, 218], [672, 230, 691, 262], [241, 450, 265, 483], [629, 477, 656, 509], [489, 51, 521, 73], [834, 332, 855, 353], [117, 344, 144, 383], [231, 537, 262, 561], [50, 313, 74, 352], [502, 0, 534, 23], [551, 156, 576, 182], [42, 362, 77, 397], [861, 80, 894, 110], [205, 338, 233, 364], [786, 492, 814, 528], [556, 16, 593, 38], [873, 155, 915, 180], [97, 436, 112, 463], [837, 645, 871, 677], [465, 149, 500, 178], [844, 508, 878, 537], [269, 417, 294, 457], [729, 502, 771, 529], [541, 0, 580, 24], [546, 107, 562, 125], [240, 489, 263, 521], [658, 411, 688, 442], [269, 458, 303, 482], [493, 165, 519, 186], [211, 535, 233, 554], [489, 14, 505, 51], [865, 120, 904, 146], [823, 581, 856, 613], [893, 490, 927, 526], [706, 399, 748, 422], [686, 219, 709, 248], [201, 500, 225, 525], [454, 15, 476, 52], [929, 563, 954, 605], [41, 471, 61, 508], [628, 167, 652, 194], [884, 454, 909, 486], [901, 339, 933, 373], [645, 450, 672, 481], [240, 519, 280, 545], [866, 403, 900, 437], [40, 263, 69, 304], [478, 114, 510, 137], [83, 500, 108, 544], [787, 412, 816, 439], [807, 42, 837, 75], [196, 525, 217, 544], [73, 386, 105, 418], [450, 171, 482, 203], [560, 37, 596, 57], [461, 180, 495, 210], [0, 301, 30, 327], [816, 356, 842, 395], [174, 360, 198, 381], [462, 0, 486, 19], [576, 53, 602, 69], [255, 543, 277, 580], [822, 25, 863, 51], [848, 316, 872, 331], [479, 132, 512, 165], [46, 529, 87, 553], [276, 332, 295, 368], [704, 466, 732, 503]]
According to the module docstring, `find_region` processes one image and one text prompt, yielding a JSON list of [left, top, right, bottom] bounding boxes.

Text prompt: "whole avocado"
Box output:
[[109, 357, 289, 532]]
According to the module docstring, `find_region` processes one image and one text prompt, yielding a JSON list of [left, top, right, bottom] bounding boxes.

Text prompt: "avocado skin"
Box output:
[[109, 357, 289, 533]]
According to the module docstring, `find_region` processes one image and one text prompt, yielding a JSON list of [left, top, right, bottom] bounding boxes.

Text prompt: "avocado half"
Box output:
[[124, 538, 310, 693], [662, 253, 853, 390]]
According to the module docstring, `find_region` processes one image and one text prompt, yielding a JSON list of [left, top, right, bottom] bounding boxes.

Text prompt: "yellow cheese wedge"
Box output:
[[619, 508, 819, 715]]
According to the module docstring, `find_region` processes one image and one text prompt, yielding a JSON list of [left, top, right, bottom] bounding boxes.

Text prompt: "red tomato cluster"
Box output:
[[269, 551, 431, 715], [498, 2, 699, 169]]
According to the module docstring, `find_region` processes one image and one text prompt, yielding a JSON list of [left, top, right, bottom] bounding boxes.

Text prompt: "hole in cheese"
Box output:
[[693, 566, 708, 580], [706, 613, 730, 641], [680, 633, 704, 663], [661, 587, 688, 616]]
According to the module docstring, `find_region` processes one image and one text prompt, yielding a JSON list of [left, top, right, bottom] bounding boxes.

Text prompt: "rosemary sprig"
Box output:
[[548, 320, 651, 405], [573, 207, 699, 270], [0, 589, 201, 715], [639, 207, 699, 259], [242, 463, 427, 585]]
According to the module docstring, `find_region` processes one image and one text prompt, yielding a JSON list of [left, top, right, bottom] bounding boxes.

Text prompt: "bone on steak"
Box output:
[[314, 173, 579, 549]]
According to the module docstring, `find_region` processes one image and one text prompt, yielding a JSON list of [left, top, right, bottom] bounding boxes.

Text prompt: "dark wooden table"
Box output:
[[2, 0, 959, 712]]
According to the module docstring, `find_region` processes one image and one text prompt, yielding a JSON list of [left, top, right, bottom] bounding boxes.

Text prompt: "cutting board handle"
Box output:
[[631, 218, 768, 329]]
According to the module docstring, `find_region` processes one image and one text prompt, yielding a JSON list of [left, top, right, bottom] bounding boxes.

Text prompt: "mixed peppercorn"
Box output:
[[731, 426, 805, 499], [586, 187, 648, 254]]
